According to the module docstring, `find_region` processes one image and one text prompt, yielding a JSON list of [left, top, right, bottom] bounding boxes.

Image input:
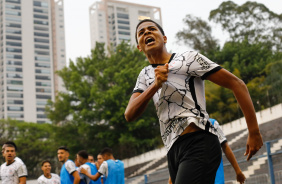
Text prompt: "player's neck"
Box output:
[[44, 173, 51, 178], [146, 49, 171, 65], [6, 159, 15, 165]]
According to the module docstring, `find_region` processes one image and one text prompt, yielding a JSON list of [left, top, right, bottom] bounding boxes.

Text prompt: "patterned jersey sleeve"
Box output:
[[17, 163, 28, 178], [65, 160, 76, 175], [133, 68, 148, 93], [185, 51, 222, 79], [98, 161, 108, 177], [213, 120, 227, 144]]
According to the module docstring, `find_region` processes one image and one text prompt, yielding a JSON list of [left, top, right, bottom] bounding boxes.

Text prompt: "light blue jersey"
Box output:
[[85, 162, 101, 184], [99, 159, 124, 184], [209, 118, 225, 184], [60, 160, 76, 184]]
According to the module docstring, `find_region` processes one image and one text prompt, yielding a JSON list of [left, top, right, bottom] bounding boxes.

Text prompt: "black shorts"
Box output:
[[167, 130, 221, 184]]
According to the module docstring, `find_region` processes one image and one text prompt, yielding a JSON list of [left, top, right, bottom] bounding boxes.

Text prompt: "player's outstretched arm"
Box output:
[[207, 68, 263, 160], [72, 171, 81, 184], [125, 64, 169, 122], [80, 167, 101, 181], [221, 142, 246, 184]]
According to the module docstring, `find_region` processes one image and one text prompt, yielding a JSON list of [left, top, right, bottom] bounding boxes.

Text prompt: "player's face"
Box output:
[[77, 155, 85, 165], [42, 162, 51, 175], [101, 154, 110, 161], [57, 149, 69, 163], [136, 21, 167, 54], [88, 155, 94, 163], [97, 154, 104, 166], [4, 146, 16, 162]]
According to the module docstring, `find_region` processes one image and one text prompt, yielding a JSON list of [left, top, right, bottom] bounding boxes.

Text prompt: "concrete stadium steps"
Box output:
[[125, 161, 151, 178], [127, 156, 167, 178]]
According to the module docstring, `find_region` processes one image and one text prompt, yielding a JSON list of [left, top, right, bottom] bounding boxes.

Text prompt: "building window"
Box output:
[[6, 29, 22, 34], [35, 62, 50, 68], [6, 0, 21, 4], [118, 31, 130, 36], [6, 67, 23, 72], [36, 88, 51, 93], [36, 107, 45, 112], [35, 50, 49, 56], [34, 38, 49, 43], [117, 13, 129, 19], [36, 94, 51, 99], [37, 114, 47, 119], [33, 1, 48, 8], [117, 20, 129, 25], [7, 60, 22, 66], [36, 100, 48, 106], [6, 23, 21, 28], [7, 80, 22, 85], [118, 25, 130, 30], [34, 14, 48, 19], [8, 113, 24, 118], [34, 20, 49, 26], [7, 106, 24, 111], [6, 35, 21, 41], [5, 10, 21, 16], [6, 41, 22, 47], [6, 54, 22, 59], [7, 86, 23, 91], [34, 26, 49, 31], [6, 47, 22, 53], [35, 75, 51, 80], [6, 4, 21, 10], [7, 100, 23, 105], [7, 73, 22, 79], [34, 32, 49, 38], [36, 81, 51, 86], [35, 56, 50, 62], [35, 69, 50, 74], [7, 93, 23, 98]]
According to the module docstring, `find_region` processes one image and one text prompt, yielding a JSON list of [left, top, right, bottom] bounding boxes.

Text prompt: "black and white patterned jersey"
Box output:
[[0, 159, 28, 183], [64, 160, 76, 174], [212, 120, 227, 144], [133, 51, 222, 152], [37, 173, 61, 184]]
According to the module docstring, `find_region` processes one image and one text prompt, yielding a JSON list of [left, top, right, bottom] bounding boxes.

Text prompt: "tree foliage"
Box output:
[[176, 1, 282, 123], [46, 42, 161, 158], [176, 14, 219, 56], [209, 1, 282, 51]]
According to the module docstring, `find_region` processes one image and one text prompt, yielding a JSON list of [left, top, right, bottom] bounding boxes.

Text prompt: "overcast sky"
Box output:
[[64, 0, 282, 64]]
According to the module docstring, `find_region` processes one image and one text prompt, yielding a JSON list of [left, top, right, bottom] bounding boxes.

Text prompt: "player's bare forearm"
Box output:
[[72, 171, 81, 184], [222, 142, 241, 174], [125, 83, 159, 122], [207, 69, 263, 160]]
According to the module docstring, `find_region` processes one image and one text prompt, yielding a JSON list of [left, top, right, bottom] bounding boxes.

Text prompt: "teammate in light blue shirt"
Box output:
[[209, 119, 246, 184], [58, 146, 81, 184], [80, 148, 124, 184]]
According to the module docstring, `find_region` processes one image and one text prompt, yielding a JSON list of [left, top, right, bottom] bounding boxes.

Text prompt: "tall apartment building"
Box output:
[[89, 0, 162, 50], [0, 0, 66, 123]]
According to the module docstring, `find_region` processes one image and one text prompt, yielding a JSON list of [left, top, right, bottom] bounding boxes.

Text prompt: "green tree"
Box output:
[[0, 119, 58, 179], [176, 14, 219, 57], [209, 1, 282, 51], [46, 42, 161, 158]]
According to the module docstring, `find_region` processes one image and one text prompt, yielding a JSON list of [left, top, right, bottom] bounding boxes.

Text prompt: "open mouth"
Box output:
[[145, 37, 155, 45]]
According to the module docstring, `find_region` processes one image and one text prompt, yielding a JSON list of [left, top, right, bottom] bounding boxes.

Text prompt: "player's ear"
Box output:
[[137, 44, 142, 52], [163, 36, 167, 44]]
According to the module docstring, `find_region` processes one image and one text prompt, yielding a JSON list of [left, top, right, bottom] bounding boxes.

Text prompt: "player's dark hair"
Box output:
[[57, 146, 69, 152], [4, 141, 17, 151], [78, 150, 88, 159], [135, 19, 165, 44], [101, 147, 113, 156], [41, 160, 51, 166]]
